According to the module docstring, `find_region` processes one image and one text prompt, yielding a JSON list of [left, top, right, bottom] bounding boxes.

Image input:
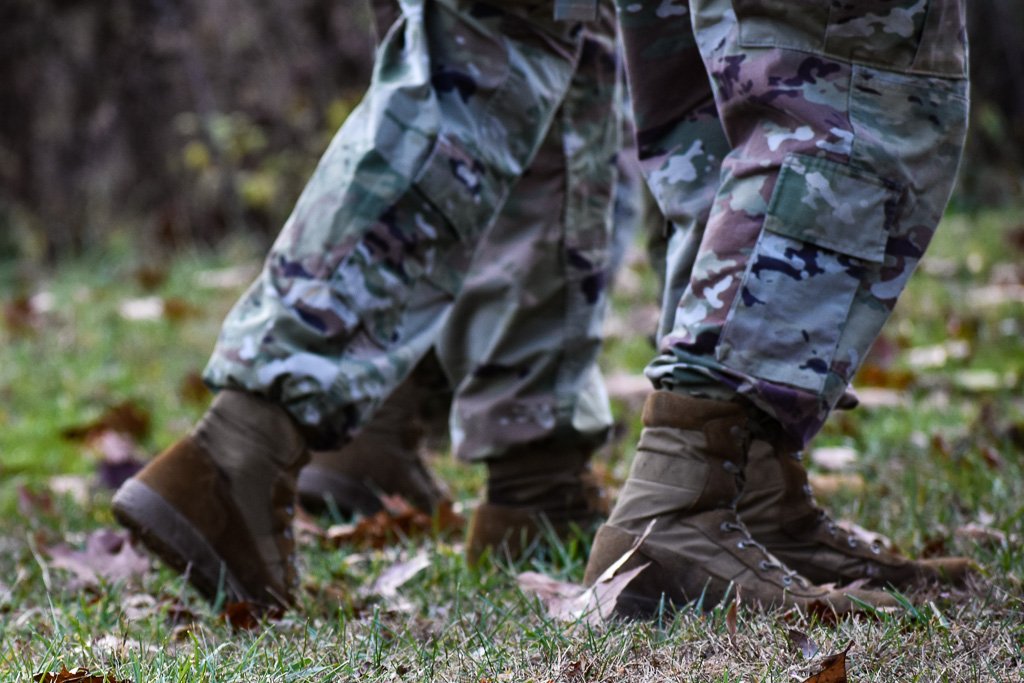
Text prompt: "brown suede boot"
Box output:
[[738, 437, 977, 589], [296, 374, 449, 517], [465, 439, 609, 565], [583, 391, 897, 617], [112, 390, 308, 607]]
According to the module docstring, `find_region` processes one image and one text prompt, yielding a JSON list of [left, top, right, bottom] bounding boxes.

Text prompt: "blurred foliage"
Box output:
[[0, 0, 1022, 264], [0, 0, 377, 263]]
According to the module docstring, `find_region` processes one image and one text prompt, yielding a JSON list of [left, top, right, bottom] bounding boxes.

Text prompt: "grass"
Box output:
[[1, 207, 1023, 681]]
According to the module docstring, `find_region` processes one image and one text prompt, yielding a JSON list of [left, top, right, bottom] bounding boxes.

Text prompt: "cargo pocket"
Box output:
[[735, 0, 967, 78], [716, 154, 900, 393]]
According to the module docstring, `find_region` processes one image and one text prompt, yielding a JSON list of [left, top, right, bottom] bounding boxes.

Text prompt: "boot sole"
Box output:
[[112, 478, 248, 604]]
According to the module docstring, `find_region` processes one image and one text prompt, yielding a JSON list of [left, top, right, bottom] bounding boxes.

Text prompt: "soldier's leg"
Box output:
[[113, 0, 596, 607], [444, 18, 622, 561], [587, 0, 973, 616]]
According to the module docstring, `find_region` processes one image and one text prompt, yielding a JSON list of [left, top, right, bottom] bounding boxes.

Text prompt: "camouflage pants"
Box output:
[[621, 0, 969, 444], [204, 0, 620, 451]]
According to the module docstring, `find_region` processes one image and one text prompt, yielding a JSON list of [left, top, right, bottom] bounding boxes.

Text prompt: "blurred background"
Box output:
[[1, 0, 1021, 265]]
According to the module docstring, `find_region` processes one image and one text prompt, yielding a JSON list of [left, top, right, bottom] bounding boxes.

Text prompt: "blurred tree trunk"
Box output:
[[0, 0, 376, 261]]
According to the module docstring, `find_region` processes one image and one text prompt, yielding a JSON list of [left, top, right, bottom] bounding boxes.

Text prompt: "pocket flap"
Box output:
[[764, 155, 899, 263]]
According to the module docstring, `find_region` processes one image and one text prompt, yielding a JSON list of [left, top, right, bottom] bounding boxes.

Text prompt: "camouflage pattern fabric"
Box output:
[[621, 0, 969, 445], [204, 0, 620, 450]]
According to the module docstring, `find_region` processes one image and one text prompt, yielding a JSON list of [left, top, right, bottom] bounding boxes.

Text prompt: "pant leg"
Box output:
[[203, 0, 590, 447], [636, 0, 969, 444], [437, 13, 622, 461]]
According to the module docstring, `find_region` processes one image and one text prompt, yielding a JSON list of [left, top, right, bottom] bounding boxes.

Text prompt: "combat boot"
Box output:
[[112, 390, 308, 607], [296, 374, 449, 517], [465, 438, 609, 564], [738, 437, 977, 589], [583, 391, 897, 617]]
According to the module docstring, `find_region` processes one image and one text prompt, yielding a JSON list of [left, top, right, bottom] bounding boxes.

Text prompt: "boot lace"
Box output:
[[720, 519, 808, 587]]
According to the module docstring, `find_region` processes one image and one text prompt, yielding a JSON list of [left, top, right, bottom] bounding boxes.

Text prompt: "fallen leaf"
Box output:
[[325, 496, 463, 549], [801, 644, 851, 683], [956, 522, 1009, 549], [220, 601, 283, 631], [47, 475, 90, 507], [517, 520, 653, 625], [88, 431, 147, 490], [725, 590, 739, 637], [61, 402, 151, 442], [807, 473, 866, 498], [810, 447, 858, 471], [4, 295, 42, 338], [178, 371, 211, 406], [363, 550, 431, 599], [118, 296, 164, 321], [847, 387, 905, 409], [17, 485, 55, 518], [979, 445, 1005, 470], [133, 265, 168, 291], [162, 297, 198, 322], [853, 364, 915, 390], [967, 283, 1024, 308], [787, 629, 820, 660], [33, 666, 129, 683], [45, 529, 150, 589], [906, 340, 970, 369], [195, 264, 259, 290]]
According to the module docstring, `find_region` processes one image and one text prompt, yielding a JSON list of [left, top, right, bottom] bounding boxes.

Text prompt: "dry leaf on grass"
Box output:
[[807, 473, 865, 498], [61, 402, 151, 442], [801, 644, 851, 683], [517, 520, 653, 625], [810, 447, 858, 471], [178, 371, 211, 406], [33, 666, 128, 683], [87, 431, 147, 490], [363, 550, 431, 599], [956, 522, 1011, 549], [45, 529, 150, 589], [220, 601, 283, 631], [326, 496, 463, 549], [787, 629, 820, 659]]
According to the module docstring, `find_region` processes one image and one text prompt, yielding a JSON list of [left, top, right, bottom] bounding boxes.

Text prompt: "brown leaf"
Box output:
[[178, 371, 211, 406], [133, 265, 168, 291], [61, 402, 151, 442], [979, 445, 1005, 471], [33, 666, 129, 683], [45, 529, 151, 589], [220, 601, 283, 631], [4, 295, 41, 338], [725, 591, 739, 637], [162, 297, 198, 323], [517, 520, 654, 625], [787, 629, 820, 660], [325, 496, 463, 549], [17, 485, 55, 518], [801, 644, 851, 683]]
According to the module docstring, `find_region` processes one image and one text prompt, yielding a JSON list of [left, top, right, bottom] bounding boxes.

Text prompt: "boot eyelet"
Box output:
[[871, 542, 882, 555], [759, 560, 772, 571], [848, 538, 858, 548], [736, 540, 747, 549], [782, 576, 793, 586]]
